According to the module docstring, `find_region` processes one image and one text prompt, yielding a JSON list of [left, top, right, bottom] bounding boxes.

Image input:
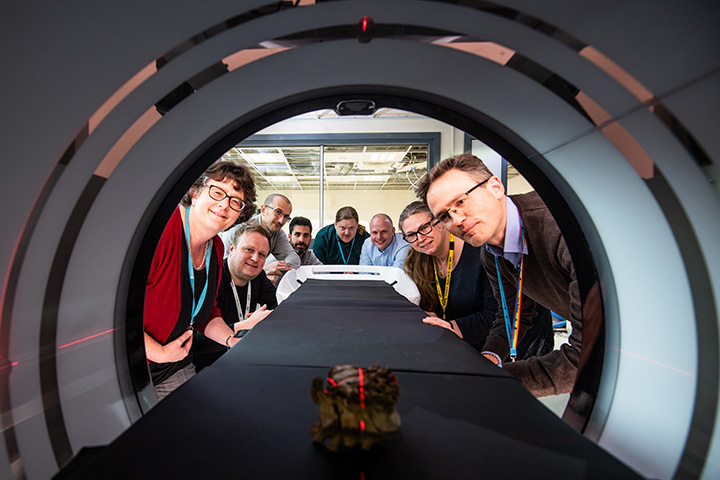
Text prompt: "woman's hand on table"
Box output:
[[422, 315, 463, 338]]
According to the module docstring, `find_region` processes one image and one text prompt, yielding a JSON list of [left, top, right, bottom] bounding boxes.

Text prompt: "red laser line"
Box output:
[[58, 328, 116, 349], [358, 367, 365, 408], [609, 346, 694, 377], [358, 367, 366, 431]]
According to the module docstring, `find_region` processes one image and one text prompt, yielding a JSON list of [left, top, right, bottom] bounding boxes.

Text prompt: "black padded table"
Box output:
[[63, 280, 642, 479], [227, 279, 507, 375]]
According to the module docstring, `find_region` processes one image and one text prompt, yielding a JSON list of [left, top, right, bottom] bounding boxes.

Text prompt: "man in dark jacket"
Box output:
[[417, 153, 588, 397]]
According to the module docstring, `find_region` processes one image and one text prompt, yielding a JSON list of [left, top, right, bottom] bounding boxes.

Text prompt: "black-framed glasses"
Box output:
[[434, 177, 490, 226], [205, 184, 246, 212], [264, 205, 292, 222], [402, 220, 434, 243]]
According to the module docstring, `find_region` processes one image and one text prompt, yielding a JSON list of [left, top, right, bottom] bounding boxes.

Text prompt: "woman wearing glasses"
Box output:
[[313, 206, 369, 266], [143, 161, 257, 400], [399, 201, 497, 350]]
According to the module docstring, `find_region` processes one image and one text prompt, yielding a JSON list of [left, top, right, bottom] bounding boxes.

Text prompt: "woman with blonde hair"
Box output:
[[399, 201, 496, 349]]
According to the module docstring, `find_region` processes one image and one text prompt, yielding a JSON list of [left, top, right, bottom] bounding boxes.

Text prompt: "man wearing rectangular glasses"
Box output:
[[417, 153, 586, 398]]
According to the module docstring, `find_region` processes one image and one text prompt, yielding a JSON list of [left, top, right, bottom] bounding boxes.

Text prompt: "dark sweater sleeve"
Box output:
[[256, 271, 278, 310], [313, 227, 330, 264]]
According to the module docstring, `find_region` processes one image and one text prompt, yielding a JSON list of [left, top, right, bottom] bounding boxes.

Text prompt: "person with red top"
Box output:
[[143, 161, 257, 400]]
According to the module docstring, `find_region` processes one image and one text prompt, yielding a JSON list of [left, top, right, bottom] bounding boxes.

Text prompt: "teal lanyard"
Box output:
[[336, 231, 356, 265], [493, 215, 525, 361], [185, 206, 212, 327]]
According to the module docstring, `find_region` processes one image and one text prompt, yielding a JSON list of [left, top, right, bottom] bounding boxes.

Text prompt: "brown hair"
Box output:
[[289, 216, 313, 234], [415, 153, 493, 203], [335, 206, 366, 236], [399, 201, 438, 312], [181, 160, 257, 225]]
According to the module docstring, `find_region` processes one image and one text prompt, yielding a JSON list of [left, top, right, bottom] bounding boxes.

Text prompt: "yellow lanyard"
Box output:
[[433, 235, 454, 319]]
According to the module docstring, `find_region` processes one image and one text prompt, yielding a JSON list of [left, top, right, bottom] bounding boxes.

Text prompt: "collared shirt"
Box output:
[[220, 214, 301, 268], [359, 233, 410, 268], [485, 197, 527, 270]]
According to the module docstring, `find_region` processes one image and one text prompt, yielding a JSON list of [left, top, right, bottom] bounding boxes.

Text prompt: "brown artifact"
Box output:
[[311, 365, 401, 451]]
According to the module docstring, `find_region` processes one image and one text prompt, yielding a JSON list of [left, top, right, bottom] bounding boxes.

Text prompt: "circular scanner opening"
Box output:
[[121, 89, 605, 430]]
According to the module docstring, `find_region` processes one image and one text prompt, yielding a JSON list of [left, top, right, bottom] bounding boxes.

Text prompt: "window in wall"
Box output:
[[221, 138, 434, 230]]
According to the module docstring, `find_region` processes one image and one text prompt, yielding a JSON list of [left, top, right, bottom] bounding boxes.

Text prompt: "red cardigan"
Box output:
[[144, 207, 224, 345]]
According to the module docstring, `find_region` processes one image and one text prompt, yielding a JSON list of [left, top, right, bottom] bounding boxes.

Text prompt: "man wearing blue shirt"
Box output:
[[359, 213, 410, 268]]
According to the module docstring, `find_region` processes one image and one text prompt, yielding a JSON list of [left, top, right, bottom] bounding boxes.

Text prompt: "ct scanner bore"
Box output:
[[1, 2, 718, 479]]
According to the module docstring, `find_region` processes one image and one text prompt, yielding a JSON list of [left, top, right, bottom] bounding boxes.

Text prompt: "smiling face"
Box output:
[[425, 168, 507, 248], [190, 177, 244, 235], [334, 218, 358, 243], [369, 215, 395, 252], [227, 231, 270, 285], [400, 212, 445, 257]]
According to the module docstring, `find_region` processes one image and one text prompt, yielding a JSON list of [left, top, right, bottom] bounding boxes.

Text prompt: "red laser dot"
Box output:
[[327, 377, 337, 387], [360, 420, 365, 431], [362, 16, 368, 32]]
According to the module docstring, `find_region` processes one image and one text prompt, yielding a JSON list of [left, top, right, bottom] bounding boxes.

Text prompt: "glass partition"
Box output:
[[222, 140, 430, 230]]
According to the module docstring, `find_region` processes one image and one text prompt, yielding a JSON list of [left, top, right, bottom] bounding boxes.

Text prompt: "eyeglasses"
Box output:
[[434, 177, 490, 226], [205, 184, 246, 212], [264, 205, 292, 222], [402, 220, 434, 243]]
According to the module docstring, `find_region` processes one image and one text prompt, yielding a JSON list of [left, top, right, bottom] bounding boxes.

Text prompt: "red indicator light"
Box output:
[[360, 420, 365, 432], [357, 16, 374, 44]]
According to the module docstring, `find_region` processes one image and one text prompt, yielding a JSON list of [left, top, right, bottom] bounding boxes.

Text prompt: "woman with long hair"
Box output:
[[399, 201, 496, 349], [313, 206, 369, 265]]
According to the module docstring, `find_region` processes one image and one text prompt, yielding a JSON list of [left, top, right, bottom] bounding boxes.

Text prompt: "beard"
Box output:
[[293, 242, 308, 254]]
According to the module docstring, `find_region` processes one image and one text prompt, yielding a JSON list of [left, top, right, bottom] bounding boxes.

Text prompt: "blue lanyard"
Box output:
[[336, 231, 356, 265], [185, 206, 212, 327], [493, 215, 525, 361]]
